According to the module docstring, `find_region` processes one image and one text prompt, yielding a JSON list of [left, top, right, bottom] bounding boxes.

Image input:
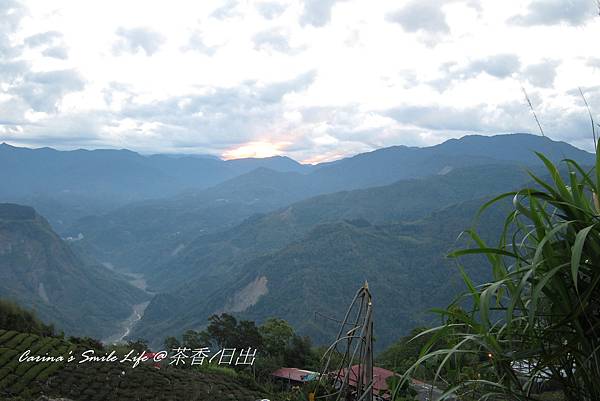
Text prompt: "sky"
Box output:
[[0, 0, 599, 163]]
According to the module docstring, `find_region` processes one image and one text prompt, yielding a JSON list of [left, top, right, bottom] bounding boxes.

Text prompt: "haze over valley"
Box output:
[[1, 133, 595, 350]]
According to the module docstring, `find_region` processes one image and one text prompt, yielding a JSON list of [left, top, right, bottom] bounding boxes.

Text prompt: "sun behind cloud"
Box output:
[[222, 141, 284, 160]]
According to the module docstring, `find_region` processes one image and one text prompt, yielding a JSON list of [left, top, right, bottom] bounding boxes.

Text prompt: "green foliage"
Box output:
[[0, 300, 54, 337], [0, 330, 72, 397], [377, 327, 444, 377], [67, 335, 104, 351], [163, 335, 181, 351], [401, 146, 600, 400], [204, 313, 263, 350], [284, 335, 317, 369], [260, 318, 294, 357], [125, 338, 149, 354], [181, 330, 210, 350], [0, 328, 270, 400], [157, 315, 325, 401], [387, 376, 418, 401]]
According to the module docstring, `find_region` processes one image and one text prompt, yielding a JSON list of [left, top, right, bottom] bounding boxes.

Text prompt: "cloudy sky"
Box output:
[[1, 0, 599, 162]]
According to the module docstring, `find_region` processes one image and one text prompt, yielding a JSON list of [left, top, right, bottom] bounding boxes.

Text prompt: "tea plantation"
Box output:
[[0, 329, 268, 401]]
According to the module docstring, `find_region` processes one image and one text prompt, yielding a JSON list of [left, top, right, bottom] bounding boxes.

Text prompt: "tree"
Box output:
[[182, 329, 210, 349], [204, 313, 263, 350], [237, 320, 263, 349], [163, 336, 181, 351], [127, 338, 149, 353], [259, 318, 294, 356], [284, 335, 316, 369], [0, 299, 54, 336], [206, 313, 239, 348]]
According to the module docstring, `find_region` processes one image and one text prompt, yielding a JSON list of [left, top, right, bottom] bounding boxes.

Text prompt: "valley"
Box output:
[[100, 267, 153, 345], [0, 133, 595, 351]]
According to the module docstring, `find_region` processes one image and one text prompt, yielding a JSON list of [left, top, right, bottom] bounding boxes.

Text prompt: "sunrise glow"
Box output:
[[222, 141, 285, 160]]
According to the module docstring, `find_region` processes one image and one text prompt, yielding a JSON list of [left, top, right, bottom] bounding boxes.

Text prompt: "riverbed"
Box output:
[[101, 264, 154, 344]]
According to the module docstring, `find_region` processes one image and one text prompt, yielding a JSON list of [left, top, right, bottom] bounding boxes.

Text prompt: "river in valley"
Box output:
[[101, 264, 154, 344]]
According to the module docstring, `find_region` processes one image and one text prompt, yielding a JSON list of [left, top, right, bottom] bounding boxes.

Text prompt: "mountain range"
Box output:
[[2, 133, 592, 232], [127, 165, 526, 349], [0, 133, 595, 350]]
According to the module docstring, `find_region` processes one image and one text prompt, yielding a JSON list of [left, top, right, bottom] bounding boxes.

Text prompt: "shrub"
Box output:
[[399, 145, 600, 400]]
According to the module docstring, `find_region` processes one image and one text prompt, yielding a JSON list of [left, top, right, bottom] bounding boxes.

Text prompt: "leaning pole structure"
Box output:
[[314, 281, 374, 401]]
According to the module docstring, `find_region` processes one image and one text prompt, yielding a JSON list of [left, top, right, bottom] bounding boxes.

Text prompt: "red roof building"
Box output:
[[332, 365, 398, 393], [271, 367, 319, 384]]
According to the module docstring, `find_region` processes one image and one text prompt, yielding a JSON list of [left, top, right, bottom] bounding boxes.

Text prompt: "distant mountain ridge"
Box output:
[[306, 133, 594, 191], [2, 133, 592, 208], [66, 133, 593, 270], [0, 142, 313, 230], [0, 144, 212, 229]]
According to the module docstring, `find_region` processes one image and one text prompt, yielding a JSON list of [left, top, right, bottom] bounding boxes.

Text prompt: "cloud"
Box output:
[[0, 4, 85, 121], [300, 0, 338, 27], [211, 0, 239, 19], [42, 46, 69, 59], [465, 54, 521, 79], [387, 104, 490, 132], [24, 31, 62, 48], [257, 70, 316, 102], [510, 0, 597, 26], [253, 28, 291, 53], [13, 70, 86, 112], [521, 60, 560, 88], [289, 105, 437, 162], [386, 0, 450, 34], [0, 0, 26, 33], [429, 54, 521, 91], [106, 71, 317, 152], [90, 71, 319, 156], [568, 86, 600, 114], [0, 60, 29, 81], [112, 27, 165, 56], [385, 98, 561, 136], [0, 0, 26, 59], [0, 110, 106, 148], [256, 2, 287, 19], [23, 29, 69, 59], [463, 0, 483, 12], [384, 98, 600, 153], [0, 97, 32, 128], [184, 32, 217, 56], [587, 57, 600, 69]]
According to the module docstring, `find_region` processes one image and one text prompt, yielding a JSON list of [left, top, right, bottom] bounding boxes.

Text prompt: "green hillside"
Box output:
[[131, 163, 533, 346], [142, 163, 535, 294], [0, 204, 149, 339], [133, 194, 509, 350], [68, 167, 323, 272], [0, 328, 267, 401]]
